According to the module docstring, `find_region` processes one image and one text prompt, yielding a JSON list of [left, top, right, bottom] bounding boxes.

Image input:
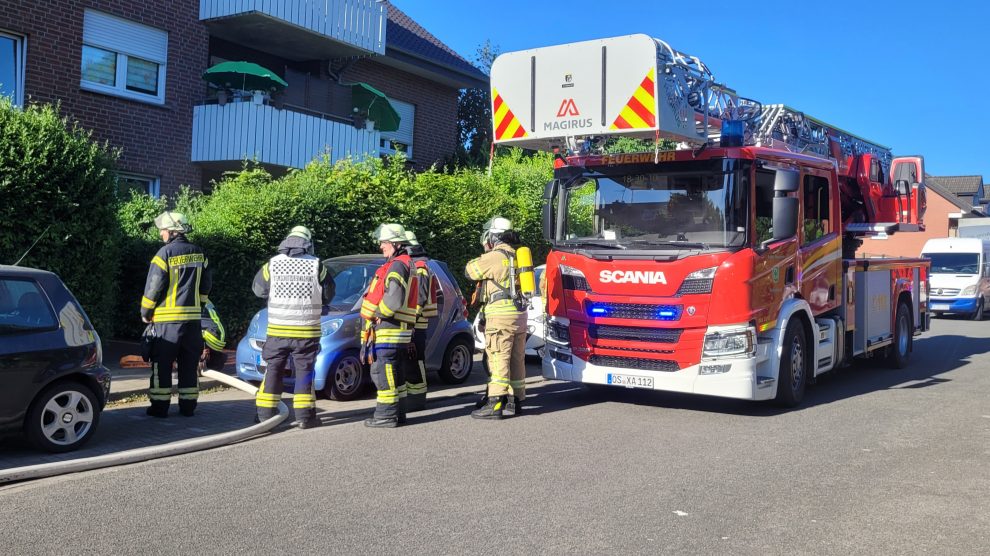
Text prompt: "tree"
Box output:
[[452, 40, 501, 168]]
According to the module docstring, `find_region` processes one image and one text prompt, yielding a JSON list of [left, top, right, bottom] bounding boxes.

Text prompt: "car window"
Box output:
[[534, 267, 545, 297], [324, 262, 379, 308], [0, 278, 58, 334], [433, 261, 461, 295]]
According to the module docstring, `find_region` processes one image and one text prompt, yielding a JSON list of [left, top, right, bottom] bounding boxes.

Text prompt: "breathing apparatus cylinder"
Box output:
[[516, 246, 535, 297]]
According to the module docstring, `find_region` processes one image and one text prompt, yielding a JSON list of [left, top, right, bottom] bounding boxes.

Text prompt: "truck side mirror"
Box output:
[[774, 169, 800, 193], [542, 180, 558, 243], [895, 179, 911, 195], [772, 196, 799, 242]]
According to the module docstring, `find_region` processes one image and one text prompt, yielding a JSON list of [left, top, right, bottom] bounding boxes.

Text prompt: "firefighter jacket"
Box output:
[[141, 235, 211, 323], [201, 303, 225, 352], [408, 246, 439, 330], [360, 253, 418, 346], [253, 237, 335, 339], [466, 243, 524, 319]]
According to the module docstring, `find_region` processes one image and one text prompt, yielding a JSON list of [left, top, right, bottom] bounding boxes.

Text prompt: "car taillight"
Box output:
[[83, 344, 99, 367], [461, 297, 469, 318]]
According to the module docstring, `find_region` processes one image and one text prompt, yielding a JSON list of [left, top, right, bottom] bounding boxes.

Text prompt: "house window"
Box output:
[[118, 173, 160, 198], [0, 30, 26, 106], [380, 98, 414, 159], [80, 10, 167, 104]]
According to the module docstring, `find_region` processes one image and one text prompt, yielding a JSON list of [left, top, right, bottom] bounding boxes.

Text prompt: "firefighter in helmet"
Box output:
[[360, 223, 419, 428], [253, 226, 335, 429], [403, 230, 439, 412], [141, 211, 211, 418], [466, 217, 527, 419]]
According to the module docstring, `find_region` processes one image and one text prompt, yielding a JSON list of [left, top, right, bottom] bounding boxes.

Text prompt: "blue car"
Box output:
[[236, 254, 475, 400]]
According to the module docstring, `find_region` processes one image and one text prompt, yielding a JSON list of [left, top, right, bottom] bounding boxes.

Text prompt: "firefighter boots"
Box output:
[[471, 395, 505, 420], [364, 416, 399, 428], [146, 405, 168, 418], [503, 395, 523, 417], [296, 415, 321, 430]]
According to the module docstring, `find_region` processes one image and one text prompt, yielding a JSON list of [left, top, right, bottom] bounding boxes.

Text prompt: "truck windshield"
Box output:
[[557, 159, 749, 249], [926, 253, 980, 274]]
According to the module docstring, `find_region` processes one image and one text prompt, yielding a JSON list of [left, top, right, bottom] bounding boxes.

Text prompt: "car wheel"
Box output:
[[774, 319, 808, 407], [322, 350, 367, 401], [887, 302, 913, 369], [438, 337, 474, 384], [25, 381, 101, 453]]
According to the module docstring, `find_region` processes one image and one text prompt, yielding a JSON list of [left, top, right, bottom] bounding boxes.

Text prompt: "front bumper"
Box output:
[[542, 345, 774, 401], [929, 297, 979, 313]]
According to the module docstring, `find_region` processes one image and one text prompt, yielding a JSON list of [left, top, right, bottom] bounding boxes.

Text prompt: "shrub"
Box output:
[[0, 98, 120, 336]]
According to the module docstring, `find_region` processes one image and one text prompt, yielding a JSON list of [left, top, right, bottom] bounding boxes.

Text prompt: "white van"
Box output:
[[921, 237, 990, 319]]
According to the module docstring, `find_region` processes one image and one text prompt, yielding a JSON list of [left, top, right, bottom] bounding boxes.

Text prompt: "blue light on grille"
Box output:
[[591, 307, 608, 315], [658, 310, 675, 318]]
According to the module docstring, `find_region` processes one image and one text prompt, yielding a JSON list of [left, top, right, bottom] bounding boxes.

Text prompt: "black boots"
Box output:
[[471, 396, 505, 420], [146, 404, 168, 418], [295, 415, 321, 430], [178, 400, 196, 417], [364, 416, 399, 428], [503, 396, 523, 417]]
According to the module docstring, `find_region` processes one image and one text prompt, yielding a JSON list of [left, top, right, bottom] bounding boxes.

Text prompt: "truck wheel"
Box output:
[[774, 320, 808, 407], [971, 299, 984, 321], [886, 302, 912, 369]]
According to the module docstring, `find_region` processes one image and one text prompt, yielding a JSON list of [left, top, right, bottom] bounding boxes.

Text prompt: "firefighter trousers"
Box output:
[[149, 321, 203, 413], [256, 337, 319, 421], [484, 325, 526, 400], [404, 330, 428, 409], [370, 344, 406, 420]]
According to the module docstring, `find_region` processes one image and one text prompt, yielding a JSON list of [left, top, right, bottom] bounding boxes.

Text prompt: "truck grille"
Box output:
[[586, 302, 682, 320], [590, 355, 680, 372], [589, 324, 682, 343]]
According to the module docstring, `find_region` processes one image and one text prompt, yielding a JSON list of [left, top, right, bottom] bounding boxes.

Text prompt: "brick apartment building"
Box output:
[[1, 1, 486, 197]]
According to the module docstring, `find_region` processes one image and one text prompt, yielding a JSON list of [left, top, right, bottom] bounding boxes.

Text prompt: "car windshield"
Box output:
[[926, 253, 980, 274], [558, 159, 749, 249], [324, 260, 380, 309]]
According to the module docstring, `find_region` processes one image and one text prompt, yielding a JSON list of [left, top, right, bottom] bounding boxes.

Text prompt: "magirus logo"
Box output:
[[599, 270, 668, 285], [545, 98, 593, 131]]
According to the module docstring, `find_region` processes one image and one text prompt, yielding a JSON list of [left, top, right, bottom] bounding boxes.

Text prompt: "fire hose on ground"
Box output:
[[0, 370, 288, 485]]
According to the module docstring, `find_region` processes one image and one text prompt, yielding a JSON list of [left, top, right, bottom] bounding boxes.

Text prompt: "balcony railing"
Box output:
[[192, 101, 380, 169], [200, 0, 386, 56]]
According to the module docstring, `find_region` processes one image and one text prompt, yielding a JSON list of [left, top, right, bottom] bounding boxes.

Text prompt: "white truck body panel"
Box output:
[[490, 34, 710, 150]]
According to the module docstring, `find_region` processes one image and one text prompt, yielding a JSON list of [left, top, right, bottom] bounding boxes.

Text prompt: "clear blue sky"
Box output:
[[393, 0, 989, 182]]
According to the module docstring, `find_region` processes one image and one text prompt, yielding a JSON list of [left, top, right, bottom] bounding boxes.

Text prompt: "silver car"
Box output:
[[236, 254, 475, 400]]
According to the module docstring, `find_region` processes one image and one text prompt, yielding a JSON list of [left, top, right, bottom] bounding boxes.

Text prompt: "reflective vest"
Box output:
[[360, 254, 418, 325], [266, 254, 322, 338]]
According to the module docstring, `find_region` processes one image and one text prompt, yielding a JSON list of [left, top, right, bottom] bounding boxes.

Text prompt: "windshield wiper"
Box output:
[[560, 239, 627, 250], [625, 239, 710, 250]]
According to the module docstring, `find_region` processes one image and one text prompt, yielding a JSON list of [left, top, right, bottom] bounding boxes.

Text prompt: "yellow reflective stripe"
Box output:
[[151, 256, 167, 271], [489, 376, 510, 386], [262, 263, 270, 281], [386, 363, 395, 390], [385, 272, 406, 287], [169, 267, 179, 307], [203, 332, 224, 351], [376, 392, 399, 403], [194, 266, 202, 307], [207, 305, 225, 341], [256, 399, 279, 408], [256, 393, 280, 401], [141, 296, 157, 309], [467, 260, 484, 280], [378, 301, 396, 318], [319, 266, 328, 281], [167, 254, 205, 266], [267, 324, 320, 332]]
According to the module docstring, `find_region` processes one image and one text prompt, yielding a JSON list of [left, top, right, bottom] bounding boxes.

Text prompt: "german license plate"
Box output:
[[607, 373, 654, 389], [931, 304, 951, 311]]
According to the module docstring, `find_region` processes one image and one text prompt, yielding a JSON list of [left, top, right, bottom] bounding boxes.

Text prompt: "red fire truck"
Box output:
[[490, 35, 930, 406]]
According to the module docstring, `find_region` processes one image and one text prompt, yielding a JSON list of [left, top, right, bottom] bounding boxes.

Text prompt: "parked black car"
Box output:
[[0, 265, 111, 452]]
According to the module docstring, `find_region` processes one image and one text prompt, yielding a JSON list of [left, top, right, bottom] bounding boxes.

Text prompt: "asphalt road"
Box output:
[[2, 316, 988, 555]]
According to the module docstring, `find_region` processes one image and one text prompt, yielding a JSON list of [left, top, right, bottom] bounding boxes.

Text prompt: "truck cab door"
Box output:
[[890, 156, 927, 230]]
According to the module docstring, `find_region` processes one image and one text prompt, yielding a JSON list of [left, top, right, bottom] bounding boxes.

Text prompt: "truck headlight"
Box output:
[[962, 285, 977, 296], [547, 318, 571, 345], [677, 266, 717, 295], [703, 326, 756, 358], [560, 264, 590, 292], [321, 319, 343, 336]]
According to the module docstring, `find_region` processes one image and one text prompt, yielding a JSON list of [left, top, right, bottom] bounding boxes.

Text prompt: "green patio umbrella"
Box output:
[[350, 82, 401, 132], [202, 61, 288, 92]]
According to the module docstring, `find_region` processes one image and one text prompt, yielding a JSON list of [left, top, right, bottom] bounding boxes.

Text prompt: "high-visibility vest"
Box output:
[[360, 254, 418, 325], [266, 254, 322, 338]]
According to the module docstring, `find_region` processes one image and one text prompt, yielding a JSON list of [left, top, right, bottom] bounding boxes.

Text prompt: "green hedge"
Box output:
[[117, 152, 553, 339], [0, 99, 121, 337]]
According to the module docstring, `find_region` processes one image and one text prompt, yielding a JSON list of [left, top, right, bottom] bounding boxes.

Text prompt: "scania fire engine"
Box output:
[[490, 35, 930, 406]]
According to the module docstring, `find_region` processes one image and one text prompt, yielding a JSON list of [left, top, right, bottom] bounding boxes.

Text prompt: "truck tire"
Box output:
[[774, 320, 808, 407], [971, 299, 984, 321], [886, 302, 912, 369]]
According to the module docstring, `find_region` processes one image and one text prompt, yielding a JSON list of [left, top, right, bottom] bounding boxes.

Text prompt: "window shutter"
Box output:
[[83, 9, 167, 64], [382, 99, 414, 146]]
